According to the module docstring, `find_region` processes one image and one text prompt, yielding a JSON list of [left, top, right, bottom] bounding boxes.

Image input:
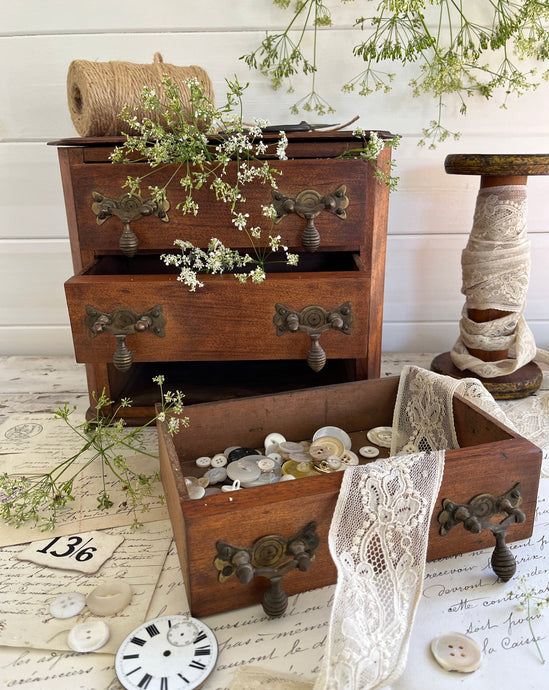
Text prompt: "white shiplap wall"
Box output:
[[1, 1, 548, 356]]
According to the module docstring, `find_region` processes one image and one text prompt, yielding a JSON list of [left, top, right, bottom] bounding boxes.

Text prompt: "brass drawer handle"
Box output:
[[274, 302, 353, 371], [438, 482, 525, 582], [91, 191, 170, 257], [85, 305, 167, 372], [214, 522, 319, 618], [271, 185, 349, 252]]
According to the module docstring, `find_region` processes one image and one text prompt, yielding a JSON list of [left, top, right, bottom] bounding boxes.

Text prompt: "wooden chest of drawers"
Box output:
[[55, 132, 392, 421], [157, 376, 542, 617]]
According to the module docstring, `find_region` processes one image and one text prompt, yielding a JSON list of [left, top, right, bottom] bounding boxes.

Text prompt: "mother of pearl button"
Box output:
[[367, 426, 393, 448], [341, 450, 359, 466], [359, 445, 380, 458], [313, 426, 352, 450], [49, 592, 86, 619], [204, 467, 227, 484], [430, 633, 482, 672], [227, 457, 262, 483], [86, 580, 132, 616], [264, 432, 286, 449], [68, 620, 110, 652]]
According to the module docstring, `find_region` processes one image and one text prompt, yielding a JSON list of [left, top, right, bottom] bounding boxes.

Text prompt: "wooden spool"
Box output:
[[431, 154, 549, 399]]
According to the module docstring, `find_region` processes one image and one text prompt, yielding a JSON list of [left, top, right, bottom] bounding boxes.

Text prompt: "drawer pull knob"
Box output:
[[214, 522, 319, 618], [91, 191, 170, 258], [271, 185, 349, 252], [438, 482, 525, 582], [85, 305, 167, 372], [274, 302, 354, 372]]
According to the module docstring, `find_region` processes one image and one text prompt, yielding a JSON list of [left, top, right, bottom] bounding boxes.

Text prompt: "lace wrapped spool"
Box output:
[[67, 52, 213, 137], [432, 154, 549, 399]]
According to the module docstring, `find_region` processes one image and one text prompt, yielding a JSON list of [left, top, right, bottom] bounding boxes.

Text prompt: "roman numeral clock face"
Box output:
[[115, 615, 218, 689]]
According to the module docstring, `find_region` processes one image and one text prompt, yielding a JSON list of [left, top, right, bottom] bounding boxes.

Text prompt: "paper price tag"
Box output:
[[16, 531, 124, 574]]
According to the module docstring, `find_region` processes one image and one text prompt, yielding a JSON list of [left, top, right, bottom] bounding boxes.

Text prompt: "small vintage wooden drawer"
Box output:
[[157, 376, 542, 618], [64, 253, 371, 368]]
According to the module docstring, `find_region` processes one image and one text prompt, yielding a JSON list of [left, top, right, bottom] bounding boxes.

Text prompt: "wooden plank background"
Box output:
[[1, 2, 548, 356]]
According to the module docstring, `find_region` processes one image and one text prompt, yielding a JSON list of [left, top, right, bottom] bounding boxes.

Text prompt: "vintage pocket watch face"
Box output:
[[115, 614, 218, 689]]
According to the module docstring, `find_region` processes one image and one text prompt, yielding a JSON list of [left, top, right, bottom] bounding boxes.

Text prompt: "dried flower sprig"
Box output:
[[111, 75, 297, 290], [243, 1, 549, 145], [0, 377, 186, 531], [508, 574, 549, 664]]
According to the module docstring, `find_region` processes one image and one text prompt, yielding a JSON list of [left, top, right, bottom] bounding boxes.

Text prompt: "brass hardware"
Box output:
[[438, 483, 525, 582], [271, 185, 349, 252], [273, 302, 353, 372], [91, 191, 170, 257], [214, 522, 319, 618], [85, 305, 166, 372]]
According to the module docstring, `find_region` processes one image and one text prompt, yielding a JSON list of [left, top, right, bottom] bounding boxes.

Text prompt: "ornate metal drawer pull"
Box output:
[[274, 302, 353, 371], [91, 191, 170, 257], [438, 483, 525, 582], [214, 522, 319, 618], [85, 305, 166, 372], [271, 185, 349, 252]]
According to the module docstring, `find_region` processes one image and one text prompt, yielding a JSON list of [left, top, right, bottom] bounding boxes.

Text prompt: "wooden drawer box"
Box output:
[[157, 376, 542, 618], [55, 132, 392, 421]]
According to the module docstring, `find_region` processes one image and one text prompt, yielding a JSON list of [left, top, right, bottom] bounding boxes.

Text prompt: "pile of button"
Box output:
[[49, 579, 132, 653], [183, 425, 393, 499]]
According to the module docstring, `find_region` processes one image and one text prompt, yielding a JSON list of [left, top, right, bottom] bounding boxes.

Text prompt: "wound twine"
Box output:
[[66, 52, 213, 137], [450, 184, 549, 377]]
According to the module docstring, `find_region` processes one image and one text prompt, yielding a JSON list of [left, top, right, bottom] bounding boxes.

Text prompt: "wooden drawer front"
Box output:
[[67, 158, 372, 252], [64, 269, 371, 364]]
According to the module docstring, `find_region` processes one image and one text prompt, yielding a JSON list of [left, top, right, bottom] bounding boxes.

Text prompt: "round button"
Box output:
[[264, 432, 286, 450], [211, 453, 227, 467], [367, 426, 393, 448], [227, 457, 262, 483], [267, 451, 283, 464], [359, 445, 380, 458], [257, 458, 276, 472], [341, 450, 359, 466], [431, 633, 482, 673], [204, 467, 227, 484], [313, 426, 352, 450], [281, 460, 316, 479], [195, 456, 211, 468], [278, 441, 304, 454], [49, 592, 86, 619], [228, 447, 259, 462], [68, 620, 110, 652], [279, 473, 296, 481], [309, 436, 345, 459], [86, 580, 132, 616]]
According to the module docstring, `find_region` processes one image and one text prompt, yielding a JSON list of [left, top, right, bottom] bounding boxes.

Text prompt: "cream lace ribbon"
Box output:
[[450, 185, 549, 377], [231, 366, 511, 690]]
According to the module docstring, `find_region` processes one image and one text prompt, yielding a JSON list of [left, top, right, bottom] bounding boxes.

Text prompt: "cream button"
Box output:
[[195, 456, 211, 468], [211, 453, 227, 467], [341, 450, 359, 466], [359, 445, 380, 458], [49, 592, 86, 619], [86, 580, 132, 616], [313, 426, 352, 450], [258, 458, 276, 472], [309, 436, 345, 459], [326, 455, 343, 469], [431, 633, 482, 673], [367, 426, 393, 448], [68, 620, 110, 652]]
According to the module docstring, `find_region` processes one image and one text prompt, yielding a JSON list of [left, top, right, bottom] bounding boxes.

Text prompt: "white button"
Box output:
[[264, 432, 286, 449], [211, 453, 227, 467], [258, 458, 276, 472], [278, 441, 304, 454], [195, 456, 211, 468], [86, 580, 132, 616], [431, 633, 482, 673], [313, 426, 352, 450], [341, 450, 359, 466], [267, 452, 283, 464], [327, 455, 342, 469], [68, 620, 110, 652], [359, 445, 380, 458], [227, 458, 261, 483], [367, 426, 393, 448], [204, 467, 227, 484], [49, 592, 86, 619]]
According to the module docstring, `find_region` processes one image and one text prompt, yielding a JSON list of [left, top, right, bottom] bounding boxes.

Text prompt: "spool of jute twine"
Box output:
[[66, 52, 213, 137]]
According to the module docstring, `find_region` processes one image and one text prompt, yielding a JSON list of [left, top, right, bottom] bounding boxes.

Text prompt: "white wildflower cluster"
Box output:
[[162, 238, 253, 292], [112, 74, 295, 286]]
